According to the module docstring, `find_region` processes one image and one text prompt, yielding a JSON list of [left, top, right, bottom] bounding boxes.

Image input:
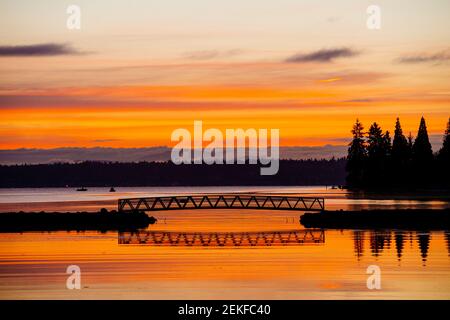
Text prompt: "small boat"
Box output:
[[76, 187, 88, 191], [109, 187, 116, 192]]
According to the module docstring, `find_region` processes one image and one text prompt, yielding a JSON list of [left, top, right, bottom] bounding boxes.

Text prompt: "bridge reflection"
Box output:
[[118, 229, 325, 247]]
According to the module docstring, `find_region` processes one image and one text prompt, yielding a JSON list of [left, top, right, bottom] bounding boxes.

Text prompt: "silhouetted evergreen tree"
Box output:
[[383, 130, 392, 156], [437, 117, 450, 187], [346, 119, 366, 187], [383, 130, 393, 185], [366, 123, 390, 187], [392, 118, 409, 163], [367, 123, 384, 158], [412, 117, 433, 186], [346, 117, 449, 189], [407, 132, 414, 181], [413, 117, 433, 163], [438, 117, 450, 161], [391, 118, 410, 186], [407, 132, 414, 156]]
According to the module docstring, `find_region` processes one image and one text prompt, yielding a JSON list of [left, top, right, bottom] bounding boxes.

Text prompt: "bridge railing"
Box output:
[[118, 194, 325, 212]]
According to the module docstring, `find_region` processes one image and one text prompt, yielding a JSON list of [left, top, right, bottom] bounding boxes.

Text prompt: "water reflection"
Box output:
[[418, 232, 431, 263], [370, 231, 391, 257], [353, 230, 449, 263], [446, 233, 450, 256], [119, 229, 325, 247], [353, 231, 365, 260], [344, 190, 450, 211], [1, 229, 449, 299], [394, 231, 405, 260]]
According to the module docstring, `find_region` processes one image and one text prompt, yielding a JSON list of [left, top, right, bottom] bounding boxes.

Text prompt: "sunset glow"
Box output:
[[1, 0, 449, 150]]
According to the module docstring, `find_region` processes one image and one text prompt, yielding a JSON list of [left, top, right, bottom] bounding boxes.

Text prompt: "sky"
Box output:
[[0, 0, 449, 151]]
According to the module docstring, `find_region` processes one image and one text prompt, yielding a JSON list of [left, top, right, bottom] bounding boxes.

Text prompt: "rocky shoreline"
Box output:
[[0, 209, 156, 232], [300, 208, 450, 230]]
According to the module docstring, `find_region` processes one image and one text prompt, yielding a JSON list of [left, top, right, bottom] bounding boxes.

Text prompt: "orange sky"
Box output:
[[1, 82, 448, 149], [0, 0, 449, 150]]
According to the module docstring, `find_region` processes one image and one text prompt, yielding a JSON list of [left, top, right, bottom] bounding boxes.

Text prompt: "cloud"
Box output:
[[397, 50, 450, 64], [0, 43, 84, 57], [184, 49, 242, 60], [343, 98, 374, 103], [92, 139, 121, 143], [285, 47, 359, 63], [326, 16, 341, 23]]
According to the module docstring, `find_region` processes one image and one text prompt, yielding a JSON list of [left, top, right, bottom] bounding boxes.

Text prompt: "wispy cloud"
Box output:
[[397, 50, 450, 64], [343, 98, 374, 103], [184, 49, 242, 60], [0, 43, 85, 57], [326, 16, 341, 23], [285, 47, 359, 63], [92, 139, 121, 143]]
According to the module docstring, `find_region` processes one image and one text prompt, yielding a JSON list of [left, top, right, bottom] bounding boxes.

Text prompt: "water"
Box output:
[[0, 187, 449, 299], [0, 186, 449, 211]]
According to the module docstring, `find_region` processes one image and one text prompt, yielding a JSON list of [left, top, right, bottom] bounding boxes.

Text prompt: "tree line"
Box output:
[[347, 116, 450, 189], [0, 159, 346, 188]]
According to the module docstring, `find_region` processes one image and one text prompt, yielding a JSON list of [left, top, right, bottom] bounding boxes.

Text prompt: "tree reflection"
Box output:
[[395, 231, 405, 261], [417, 232, 431, 265], [353, 230, 434, 263], [353, 231, 365, 260]]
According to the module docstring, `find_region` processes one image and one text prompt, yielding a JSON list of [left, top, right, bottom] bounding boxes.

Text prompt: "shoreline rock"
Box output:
[[300, 208, 450, 230], [0, 209, 157, 232]]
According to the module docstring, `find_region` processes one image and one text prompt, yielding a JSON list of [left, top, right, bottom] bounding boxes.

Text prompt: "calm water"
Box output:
[[0, 187, 449, 299], [0, 186, 449, 211]]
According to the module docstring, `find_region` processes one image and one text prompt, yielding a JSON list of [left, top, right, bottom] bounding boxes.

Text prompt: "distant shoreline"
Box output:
[[0, 160, 346, 187]]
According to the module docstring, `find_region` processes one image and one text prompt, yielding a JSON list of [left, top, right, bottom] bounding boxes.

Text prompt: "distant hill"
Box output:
[[0, 145, 347, 165]]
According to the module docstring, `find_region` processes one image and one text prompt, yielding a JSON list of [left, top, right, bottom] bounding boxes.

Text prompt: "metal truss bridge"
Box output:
[[118, 194, 325, 212]]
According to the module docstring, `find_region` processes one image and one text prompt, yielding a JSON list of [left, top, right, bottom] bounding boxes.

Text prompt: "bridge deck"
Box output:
[[118, 194, 325, 212]]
